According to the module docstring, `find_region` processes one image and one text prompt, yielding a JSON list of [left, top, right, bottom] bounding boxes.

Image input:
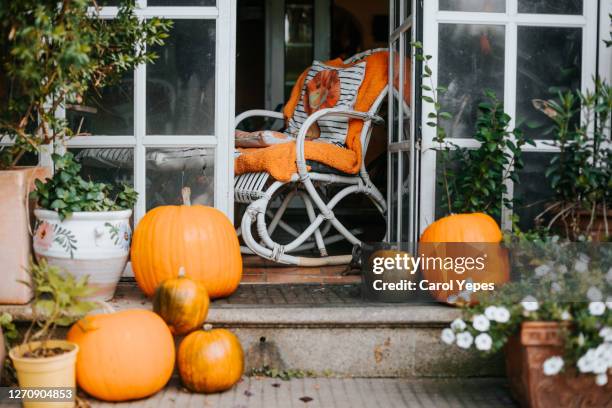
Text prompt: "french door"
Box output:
[[387, 0, 418, 245]]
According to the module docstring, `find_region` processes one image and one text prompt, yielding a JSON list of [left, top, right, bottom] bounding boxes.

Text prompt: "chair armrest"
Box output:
[[295, 108, 383, 176], [235, 109, 285, 128]]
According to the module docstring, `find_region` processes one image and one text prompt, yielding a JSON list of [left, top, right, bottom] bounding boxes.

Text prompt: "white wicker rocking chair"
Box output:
[[235, 49, 400, 266]]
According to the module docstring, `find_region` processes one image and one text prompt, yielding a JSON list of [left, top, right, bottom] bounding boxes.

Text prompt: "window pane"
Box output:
[[147, 0, 216, 5], [514, 152, 555, 232], [438, 24, 505, 138], [388, 152, 399, 241], [518, 0, 582, 15], [145, 148, 214, 210], [70, 147, 134, 191], [400, 151, 411, 242], [284, 0, 314, 99], [66, 73, 133, 136], [390, 41, 401, 143], [147, 20, 216, 135], [439, 0, 505, 13], [516, 27, 581, 140]]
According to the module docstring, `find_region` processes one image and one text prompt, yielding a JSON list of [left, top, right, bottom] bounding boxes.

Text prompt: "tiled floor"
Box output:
[[242, 256, 360, 285], [68, 377, 517, 408]]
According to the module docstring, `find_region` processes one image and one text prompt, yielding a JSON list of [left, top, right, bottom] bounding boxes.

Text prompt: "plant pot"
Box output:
[[9, 340, 78, 408], [0, 167, 50, 304], [505, 321, 612, 408], [33, 209, 132, 301]]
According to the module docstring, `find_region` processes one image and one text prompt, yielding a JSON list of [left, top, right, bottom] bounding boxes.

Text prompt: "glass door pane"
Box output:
[[284, 0, 314, 99]]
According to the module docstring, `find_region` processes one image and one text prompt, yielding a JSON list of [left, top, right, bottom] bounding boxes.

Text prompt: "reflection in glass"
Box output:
[[70, 147, 134, 189], [66, 72, 133, 136], [514, 152, 556, 231], [516, 27, 581, 139], [148, 0, 216, 5], [284, 0, 314, 99], [438, 24, 505, 138], [439, 0, 505, 13], [146, 148, 214, 210], [518, 0, 582, 15], [147, 20, 216, 135]]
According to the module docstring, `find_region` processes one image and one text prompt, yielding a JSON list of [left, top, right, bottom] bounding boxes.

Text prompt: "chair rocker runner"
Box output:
[[235, 49, 404, 267]]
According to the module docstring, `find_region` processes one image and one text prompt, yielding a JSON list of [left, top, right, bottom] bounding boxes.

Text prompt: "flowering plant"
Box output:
[[441, 236, 612, 386]]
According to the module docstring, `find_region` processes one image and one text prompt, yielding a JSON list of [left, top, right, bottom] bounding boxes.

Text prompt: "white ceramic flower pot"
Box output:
[[33, 209, 132, 301]]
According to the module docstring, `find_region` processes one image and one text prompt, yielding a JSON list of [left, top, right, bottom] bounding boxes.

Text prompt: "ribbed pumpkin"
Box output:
[[66, 309, 175, 402], [131, 187, 242, 299], [153, 267, 210, 335], [178, 324, 244, 393], [419, 213, 509, 305]]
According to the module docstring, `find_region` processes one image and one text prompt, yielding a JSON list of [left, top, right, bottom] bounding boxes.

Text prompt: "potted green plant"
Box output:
[[1, 312, 19, 384], [440, 236, 612, 407], [8, 259, 96, 408], [0, 1, 170, 303], [533, 78, 611, 241], [31, 152, 137, 301]]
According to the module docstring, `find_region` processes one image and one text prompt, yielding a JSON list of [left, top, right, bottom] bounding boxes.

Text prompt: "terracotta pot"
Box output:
[[33, 209, 132, 301], [9, 340, 78, 408], [505, 322, 612, 408], [0, 167, 50, 304]]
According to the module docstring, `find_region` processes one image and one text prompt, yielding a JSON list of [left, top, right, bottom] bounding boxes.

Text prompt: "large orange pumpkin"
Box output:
[[178, 324, 244, 393], [131, 187, 242, 299], [67, 309, 175, 402], [419, 213, 509, 305], [153, 268, 210, 335]]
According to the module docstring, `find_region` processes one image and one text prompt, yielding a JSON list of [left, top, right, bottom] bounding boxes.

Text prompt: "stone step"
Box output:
[[1, 283, 504, 378]]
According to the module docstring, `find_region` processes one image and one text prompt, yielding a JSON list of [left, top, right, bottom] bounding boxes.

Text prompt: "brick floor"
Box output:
[[78, 377, 517, 408]]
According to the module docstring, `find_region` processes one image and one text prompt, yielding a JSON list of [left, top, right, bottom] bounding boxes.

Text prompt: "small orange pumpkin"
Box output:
[[419, 213, 509, 305], [67, 309, 175, 402], [178, 324, 244, 393], [153, 267, 210, 335], [131, 187, 242, 299]]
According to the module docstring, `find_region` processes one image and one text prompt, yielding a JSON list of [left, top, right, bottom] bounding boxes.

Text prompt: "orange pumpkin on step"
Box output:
[[131, 187, 242, 299], [178, 324, 244, 393], [419, 213, 509, 305], [153, 267, 210, 335], [67, 309, 175, 402]]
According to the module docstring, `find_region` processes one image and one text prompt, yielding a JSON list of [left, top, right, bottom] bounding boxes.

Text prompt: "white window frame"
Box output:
[[50, 0, 237, 224], [419, 0, 602, 233]]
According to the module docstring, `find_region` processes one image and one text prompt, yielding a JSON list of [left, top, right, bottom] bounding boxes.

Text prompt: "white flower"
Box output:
[[441, 328, 455, 345], [494, 307, 511, 323], [484, 306, 498, 320], [577, 349, 597, 373], [551, 282, 562, 293], [592, 358, 608, 374], [472, 314, 491, 332], [451, 318, 467, 332], [587, 287, 603, 301], [577, 333, 586, 347], [606, 296, 612, 310], [574, 257, 589, 273], [589, 301, 606, 316], [557, 264, 568, 275], [542, 356, 564, 376], [456, 332, 474, 349], [600, 327, 612, 342], [475, 333, 492, 351], [596, 373, 608, 387], [521, 296, 539, 312], [535, 264, 552, 277], [560, 310, 572, 321]]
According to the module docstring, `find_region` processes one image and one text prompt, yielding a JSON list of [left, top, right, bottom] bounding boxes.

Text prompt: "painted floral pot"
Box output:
[[505, 322, 612, 408], [33, 209, 132, 301]]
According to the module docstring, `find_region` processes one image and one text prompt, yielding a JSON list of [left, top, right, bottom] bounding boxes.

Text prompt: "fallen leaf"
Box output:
[[244, 390, 253, 397], [299, 396, 313, 403], [272, 383, 281, 388]]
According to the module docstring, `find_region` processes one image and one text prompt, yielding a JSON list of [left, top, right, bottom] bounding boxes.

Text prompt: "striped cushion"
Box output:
[[285, 60, 366, 147]]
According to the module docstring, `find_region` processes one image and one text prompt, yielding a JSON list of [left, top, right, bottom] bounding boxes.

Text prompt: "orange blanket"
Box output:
[[235, 51, 390, 182]]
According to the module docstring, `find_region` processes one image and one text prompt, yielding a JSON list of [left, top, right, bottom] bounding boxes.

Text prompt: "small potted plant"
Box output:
[[533, 78, 611, 241], [31, 152, 137, 301], [440, 236, 612, 407], [1, 312, 18, 384], [8, 259, 96, 408], [0, 1, 170, 304]]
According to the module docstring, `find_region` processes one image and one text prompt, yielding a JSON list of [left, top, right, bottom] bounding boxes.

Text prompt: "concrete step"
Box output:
[[2, 283, 504, 378]]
